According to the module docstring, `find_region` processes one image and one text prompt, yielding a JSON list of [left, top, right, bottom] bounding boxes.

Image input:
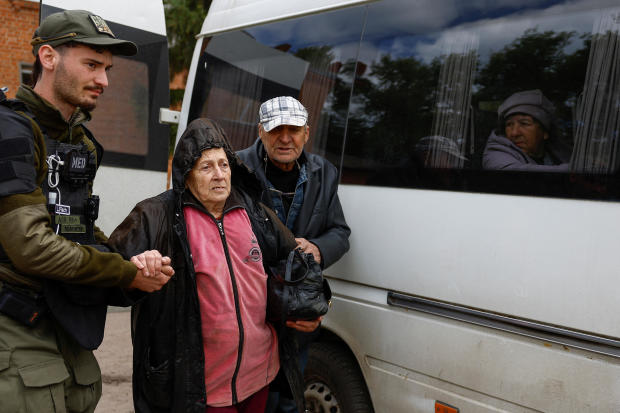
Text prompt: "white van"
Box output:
[[40, 0, 171, 235], [178, 0, 620, 412]]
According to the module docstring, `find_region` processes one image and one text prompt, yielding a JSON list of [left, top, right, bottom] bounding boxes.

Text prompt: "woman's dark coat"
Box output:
[[108, 119, 305, 413]]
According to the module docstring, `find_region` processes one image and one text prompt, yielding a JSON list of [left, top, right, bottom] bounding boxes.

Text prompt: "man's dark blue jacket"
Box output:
[[237, 138, 350, 268]]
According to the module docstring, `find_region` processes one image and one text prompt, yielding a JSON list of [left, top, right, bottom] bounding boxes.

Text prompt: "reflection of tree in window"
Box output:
[[345, 55, 440, 165], [571, 12, 620, 174], [474, 28, 589, 158], [323, 58, 356, 161], [296, 46, 338, 157]]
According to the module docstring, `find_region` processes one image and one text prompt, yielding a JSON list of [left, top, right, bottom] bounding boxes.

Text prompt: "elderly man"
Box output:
[[238, 96, 350, 269], [0, 10, 173, 413], [237, 96, 350, 412], [482, 89, 570, 171]]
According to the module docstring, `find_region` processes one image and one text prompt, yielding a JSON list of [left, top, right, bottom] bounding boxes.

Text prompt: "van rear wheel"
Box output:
[[304, 341, 374, 413]]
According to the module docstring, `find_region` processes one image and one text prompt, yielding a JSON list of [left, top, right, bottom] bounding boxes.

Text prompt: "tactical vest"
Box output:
[[0, 91, 110, 350], [42, 136, 99, 245], [0, 90, 103, 247]]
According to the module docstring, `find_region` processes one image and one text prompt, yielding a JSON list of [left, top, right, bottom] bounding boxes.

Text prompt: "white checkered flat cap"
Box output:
[[259, 96, 308, 132]]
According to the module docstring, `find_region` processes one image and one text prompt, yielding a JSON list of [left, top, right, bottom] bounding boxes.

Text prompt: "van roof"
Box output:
[[41, 0, 166, 35], [200, 0, 372, 37]]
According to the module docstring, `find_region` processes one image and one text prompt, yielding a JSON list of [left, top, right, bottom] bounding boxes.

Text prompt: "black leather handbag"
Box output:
[[267, 248, 331, 324]]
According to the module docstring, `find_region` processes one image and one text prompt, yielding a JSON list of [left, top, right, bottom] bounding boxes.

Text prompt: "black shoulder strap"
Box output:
[[0, 93, 47, 149], [80, 124, 104, 170], [0, 91, 31, 115]]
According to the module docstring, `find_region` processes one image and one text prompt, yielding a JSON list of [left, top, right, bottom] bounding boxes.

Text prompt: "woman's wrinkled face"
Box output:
[[505, 114, 548, 158], [185, 148, 231, 215]]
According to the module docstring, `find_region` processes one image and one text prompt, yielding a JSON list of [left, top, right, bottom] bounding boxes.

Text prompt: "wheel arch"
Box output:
[[311, 325, 377, 410]]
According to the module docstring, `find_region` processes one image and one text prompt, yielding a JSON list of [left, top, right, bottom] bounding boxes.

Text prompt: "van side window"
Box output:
[[341, 0, 620, 200], [188, 0, 620, 201]]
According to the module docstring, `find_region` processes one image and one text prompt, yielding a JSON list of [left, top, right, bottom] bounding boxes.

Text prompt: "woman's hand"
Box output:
[[286, 316, 323, 332], [131, 250, 172, 277]]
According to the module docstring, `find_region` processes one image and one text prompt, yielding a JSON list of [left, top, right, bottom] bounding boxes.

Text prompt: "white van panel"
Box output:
[[328, 185, 620, 339], [42, 0, 166, 35], [93, 166, 167, 236], [200, 0, 371, 36], [323, 279, 620, 412]]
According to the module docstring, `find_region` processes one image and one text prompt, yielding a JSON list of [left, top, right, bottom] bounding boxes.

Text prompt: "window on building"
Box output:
[[20, 63, 33, 86]]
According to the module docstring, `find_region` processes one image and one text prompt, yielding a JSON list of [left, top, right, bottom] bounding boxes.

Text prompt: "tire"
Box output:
[[304, 341, 374, 413]]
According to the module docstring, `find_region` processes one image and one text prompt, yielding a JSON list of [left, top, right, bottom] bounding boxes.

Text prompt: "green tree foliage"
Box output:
[[163, 0, 211, 78], [295, 46, 335, 70], [163, 0, 211, 154], [476, 29, 577, 101], [347, 55, 441, 162]]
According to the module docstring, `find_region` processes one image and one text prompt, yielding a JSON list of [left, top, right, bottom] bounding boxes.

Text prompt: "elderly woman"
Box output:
[[108, 119, 319, 413], [482, 89, 570, 172]]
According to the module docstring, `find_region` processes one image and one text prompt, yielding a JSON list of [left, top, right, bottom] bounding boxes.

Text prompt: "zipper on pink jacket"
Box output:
[[215, 217, 244, 405]]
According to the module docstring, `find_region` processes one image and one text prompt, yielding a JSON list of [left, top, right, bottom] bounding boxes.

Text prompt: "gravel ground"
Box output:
[[94, 309, 134, 413]]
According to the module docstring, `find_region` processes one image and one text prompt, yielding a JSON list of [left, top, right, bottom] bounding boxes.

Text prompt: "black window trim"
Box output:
[[388, 291, 620, 359]]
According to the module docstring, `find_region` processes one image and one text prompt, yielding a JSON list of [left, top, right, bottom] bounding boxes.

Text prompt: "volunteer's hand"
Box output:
[[128, 250, 174, 292]]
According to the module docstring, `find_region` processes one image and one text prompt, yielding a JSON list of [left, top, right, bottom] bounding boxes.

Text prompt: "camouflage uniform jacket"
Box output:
[[0, 85, 136, 291]]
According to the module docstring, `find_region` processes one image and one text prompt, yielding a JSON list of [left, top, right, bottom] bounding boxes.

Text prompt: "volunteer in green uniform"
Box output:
[[0, 10, 173, 413]]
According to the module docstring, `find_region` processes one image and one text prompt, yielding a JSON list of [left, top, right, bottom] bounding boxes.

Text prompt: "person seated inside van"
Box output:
[[482, 89, 570, 171], [414, 135, 468, 169]]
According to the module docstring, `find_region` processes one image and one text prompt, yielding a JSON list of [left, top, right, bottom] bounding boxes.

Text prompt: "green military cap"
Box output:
[[31, 10, 137, 56]]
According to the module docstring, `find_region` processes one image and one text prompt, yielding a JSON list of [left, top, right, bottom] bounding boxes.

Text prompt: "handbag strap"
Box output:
[[284, 249, 296, 282], [279, 248, 310, 327], [272, 249, 310, 285], [278, 250, 296, 330]]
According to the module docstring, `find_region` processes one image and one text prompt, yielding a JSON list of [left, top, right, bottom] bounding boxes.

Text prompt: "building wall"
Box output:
[[0, 0, 39, 98]]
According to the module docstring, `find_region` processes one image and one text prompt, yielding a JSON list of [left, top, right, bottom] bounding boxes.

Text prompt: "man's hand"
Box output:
[[286, 316, 323, 332], [128, 250, 174, 292], [295, 237, 321, 264]]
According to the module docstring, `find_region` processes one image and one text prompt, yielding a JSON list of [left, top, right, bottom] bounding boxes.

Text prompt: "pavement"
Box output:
[[94, 308, 134, 413]]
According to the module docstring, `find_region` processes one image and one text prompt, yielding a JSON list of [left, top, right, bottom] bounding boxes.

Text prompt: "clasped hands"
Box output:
[[128, 250, 174, 292]]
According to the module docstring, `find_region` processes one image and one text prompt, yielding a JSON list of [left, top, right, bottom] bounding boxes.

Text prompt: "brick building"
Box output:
[[0, 0, 39, 98]]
